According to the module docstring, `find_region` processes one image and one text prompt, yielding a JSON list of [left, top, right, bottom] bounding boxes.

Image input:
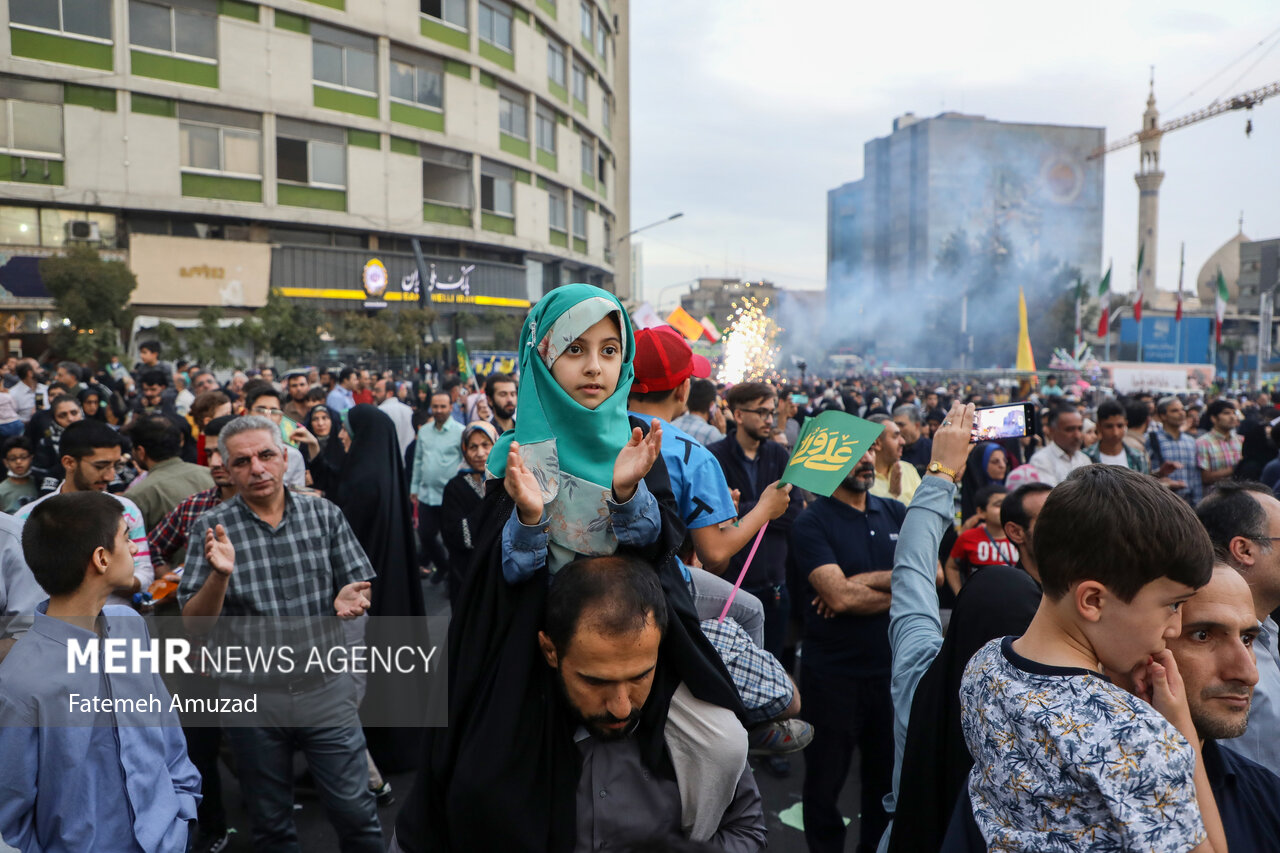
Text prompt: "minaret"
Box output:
[[1135, 71, 1164, 302]]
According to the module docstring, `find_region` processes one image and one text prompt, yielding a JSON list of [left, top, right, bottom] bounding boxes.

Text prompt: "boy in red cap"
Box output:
[[629, 326, 811, 761]]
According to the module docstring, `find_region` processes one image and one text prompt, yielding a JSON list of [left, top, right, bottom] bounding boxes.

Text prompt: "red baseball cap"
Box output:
[[632, 326, 712, 393]]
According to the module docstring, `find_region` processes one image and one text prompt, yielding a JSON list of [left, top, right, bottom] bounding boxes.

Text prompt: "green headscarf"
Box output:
[[487, 284, 636, 570], [488, 283, 634, 484]]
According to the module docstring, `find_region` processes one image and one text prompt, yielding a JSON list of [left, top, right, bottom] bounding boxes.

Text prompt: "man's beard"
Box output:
[[72, 465, 103, 492], [1191, 687, 1252, 740], [555, 665, 639, 741], [743, 423, 772, 443], [495, 402, 515, 420], [842, 463, 875, 493]]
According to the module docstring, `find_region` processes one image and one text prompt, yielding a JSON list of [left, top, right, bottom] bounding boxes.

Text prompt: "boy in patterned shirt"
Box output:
[[960, 465, 1228, 852]]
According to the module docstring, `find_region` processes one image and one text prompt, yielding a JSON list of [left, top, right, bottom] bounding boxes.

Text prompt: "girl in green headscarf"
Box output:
[[488, 283, 666, 579]]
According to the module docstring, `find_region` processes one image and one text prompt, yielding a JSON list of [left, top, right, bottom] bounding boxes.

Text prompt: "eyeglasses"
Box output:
[[738, 407, 777, 421], [252, 406, 284, 416]]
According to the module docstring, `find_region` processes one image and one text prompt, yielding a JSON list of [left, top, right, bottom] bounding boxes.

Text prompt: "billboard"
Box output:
[[1119, 316, 1211, 364]]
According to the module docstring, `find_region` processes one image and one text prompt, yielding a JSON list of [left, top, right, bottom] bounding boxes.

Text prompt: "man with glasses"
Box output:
[[709, 382, 802, 662], [243, 385, 309, 490], [15, 420, 153, 608]]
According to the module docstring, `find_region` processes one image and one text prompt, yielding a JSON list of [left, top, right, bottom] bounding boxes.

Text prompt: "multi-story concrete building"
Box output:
[[0, 0, 628, 356], [827, 112, 1103, 361]]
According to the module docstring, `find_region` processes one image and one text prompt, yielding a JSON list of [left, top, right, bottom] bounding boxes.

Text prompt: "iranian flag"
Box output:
[[1074, 277, 1084, 342], [699, 315, 722, 343], [1097, 264, 1113, 337], [1215, 269, 1229, 345], [1133, 243, 1144, 321]]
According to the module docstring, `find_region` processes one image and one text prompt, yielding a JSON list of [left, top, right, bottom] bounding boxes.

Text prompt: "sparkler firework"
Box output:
[[716, 294, 781, 384]]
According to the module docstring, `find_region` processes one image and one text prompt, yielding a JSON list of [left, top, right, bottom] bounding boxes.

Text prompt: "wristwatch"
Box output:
[[927, 461, 959, 481]]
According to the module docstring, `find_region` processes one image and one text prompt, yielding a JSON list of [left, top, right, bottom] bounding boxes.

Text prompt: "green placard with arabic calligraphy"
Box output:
[[781, 411, 885, 496]]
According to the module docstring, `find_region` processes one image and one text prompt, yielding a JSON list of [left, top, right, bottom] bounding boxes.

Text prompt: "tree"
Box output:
[[333, 306, 436, 364], [40, 245, 136, 364], [245, 289, 326, 364]]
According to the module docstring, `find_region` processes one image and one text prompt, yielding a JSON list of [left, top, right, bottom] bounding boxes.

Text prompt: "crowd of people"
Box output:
[[0, 288, 1279, 852]]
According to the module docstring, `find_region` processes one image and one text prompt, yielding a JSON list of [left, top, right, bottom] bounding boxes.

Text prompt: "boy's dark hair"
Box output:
[[484, 372, 516, 399], [244, 384, 282, 413], [126, 415, 183, 463], [3, 435, 33, 457], [686, 378, 717, 415], [726, 382, 776, 412], [138, 368, 168, 388], [1095, 400, 1124, 423], [1195, 480, 1273, 563], [203, 414, 235, 437], [305, 386, 327, 404], [1125, 400, 1149, 430], [190, 390, 230, 425], [545, 555, 669, 656], [139, 340, 161, 355], [60, 419, 125, 461], [1034, 465, 1213, 602], [1001, 482, 1053, 530], [23, 492, 125, 596], [972, 484, 1008, 513]]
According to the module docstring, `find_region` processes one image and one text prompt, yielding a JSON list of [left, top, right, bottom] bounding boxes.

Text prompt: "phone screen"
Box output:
[[972, 404, 1031, 442], [280, 415, 300, 448]]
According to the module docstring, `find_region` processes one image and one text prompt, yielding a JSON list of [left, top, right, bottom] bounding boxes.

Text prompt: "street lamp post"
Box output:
[[615, 211, 684, 246]]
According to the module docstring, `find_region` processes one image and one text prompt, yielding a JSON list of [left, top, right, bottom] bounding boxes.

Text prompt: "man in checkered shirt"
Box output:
[[178, 415, 381, 851]]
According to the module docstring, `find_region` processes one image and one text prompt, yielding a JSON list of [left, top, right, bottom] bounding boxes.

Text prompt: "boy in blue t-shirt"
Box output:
[[961, 464, 1227, 852], [0, 492, 200, 852]]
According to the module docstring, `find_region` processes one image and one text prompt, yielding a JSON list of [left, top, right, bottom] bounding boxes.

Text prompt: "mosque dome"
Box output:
[[1196, 229, 1250, 304]]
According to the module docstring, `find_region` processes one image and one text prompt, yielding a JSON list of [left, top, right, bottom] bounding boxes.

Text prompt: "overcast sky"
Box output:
[[628, 0, 1280, 309]]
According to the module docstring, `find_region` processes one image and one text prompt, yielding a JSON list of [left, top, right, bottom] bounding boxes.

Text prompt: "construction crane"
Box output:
[[1089, 79, 1280, 159]]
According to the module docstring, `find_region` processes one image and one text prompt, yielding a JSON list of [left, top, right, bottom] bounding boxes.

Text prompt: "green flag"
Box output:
[[456, 338, 474, 388], [780, 410, 885, 496]]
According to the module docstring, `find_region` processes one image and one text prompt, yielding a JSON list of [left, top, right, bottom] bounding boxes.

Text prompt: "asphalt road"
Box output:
[[213, 579, 866, 852]]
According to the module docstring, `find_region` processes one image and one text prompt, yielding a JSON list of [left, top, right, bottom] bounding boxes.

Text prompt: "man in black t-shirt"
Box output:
[[791, 448, 905, 853]]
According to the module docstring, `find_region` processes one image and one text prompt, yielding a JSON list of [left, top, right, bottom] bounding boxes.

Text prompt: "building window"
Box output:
[[536, 105, 557, 154], [572, 196, 587, 238], [129, 1, 216, 61], [579, 1, 592, 40], [277, 120, 346, 189], [422, 143, 472, 208], [0, 100, 63, 158], [477, 0, 513, 52], [312, 23, 377, 95], [11, 0, 112, 41], [595, 14, 607, 64], [548, 184, 566, 233], [178, 104, 261, 177], [390, 51, 444, 110], [499, 88, 527, 139], [480, 159, 514, 217], [547, 41, 567, 88], [420, 0, 467, 29], [580, 136, 593, 176], [572, 60, 587, 104], [601, 93, 610, 133], [597, 152, 606, 191]]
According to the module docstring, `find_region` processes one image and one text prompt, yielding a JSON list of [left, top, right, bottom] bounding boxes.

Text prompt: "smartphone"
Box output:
[[280, 415, 301, 448], [791, 393, 809, 405], [971, 402, 1035, 443]]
